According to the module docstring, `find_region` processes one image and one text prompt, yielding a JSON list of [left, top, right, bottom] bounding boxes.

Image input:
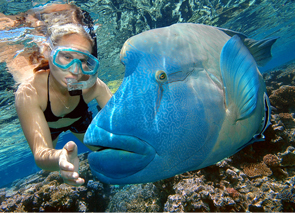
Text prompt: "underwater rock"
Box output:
[[278, 113, 295, 130], [269, 86, 295, 113], [280, 146, 295, 167], [276, 186, 295, 211], [0, 188, 5, 204], [277, 186, 295, 203]]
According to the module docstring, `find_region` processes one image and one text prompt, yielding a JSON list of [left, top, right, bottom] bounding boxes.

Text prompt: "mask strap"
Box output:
[[82, 10, 97, 57], [46, 38, 55, 50]]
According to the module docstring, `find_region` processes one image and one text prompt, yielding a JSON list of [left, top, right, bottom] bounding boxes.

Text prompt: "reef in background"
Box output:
[[1, 60, 295, 212]]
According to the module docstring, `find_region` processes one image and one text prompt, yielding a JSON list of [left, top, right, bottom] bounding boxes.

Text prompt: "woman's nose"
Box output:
[[69, 63, 82, 75]]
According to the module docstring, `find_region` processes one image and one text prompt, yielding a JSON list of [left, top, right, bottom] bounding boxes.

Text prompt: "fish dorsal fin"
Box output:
[[243, 37, 278, 67], [220, 35, 260, 121], [218, 28, 278, 67]]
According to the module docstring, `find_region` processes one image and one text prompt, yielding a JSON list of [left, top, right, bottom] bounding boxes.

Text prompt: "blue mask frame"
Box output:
[[51, 47, 99, 75]]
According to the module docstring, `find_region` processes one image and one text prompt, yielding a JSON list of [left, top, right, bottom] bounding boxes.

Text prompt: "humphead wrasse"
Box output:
[[84, 23, 277, 184]]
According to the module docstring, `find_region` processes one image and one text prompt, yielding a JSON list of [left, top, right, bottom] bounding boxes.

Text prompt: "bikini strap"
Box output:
[[47, 72, 50, 103]]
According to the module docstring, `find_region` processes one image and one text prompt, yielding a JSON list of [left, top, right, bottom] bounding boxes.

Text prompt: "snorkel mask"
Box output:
[[49, 42, 99, 96]]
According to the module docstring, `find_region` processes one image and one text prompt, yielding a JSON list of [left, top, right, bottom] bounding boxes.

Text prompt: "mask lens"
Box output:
[[56, 51, 75, 65]]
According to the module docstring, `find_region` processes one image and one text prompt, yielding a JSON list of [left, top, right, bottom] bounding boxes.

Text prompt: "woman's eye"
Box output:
[[64, 54, 73, 60], [60, 52, 73, 61], [80, 59, 87, 64]]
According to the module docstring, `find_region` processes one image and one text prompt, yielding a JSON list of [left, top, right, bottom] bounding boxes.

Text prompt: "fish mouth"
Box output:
[[85, 126, 156, 180]]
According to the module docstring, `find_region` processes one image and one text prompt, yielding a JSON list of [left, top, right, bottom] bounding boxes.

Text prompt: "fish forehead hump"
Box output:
[[120, 23, 230, 82]]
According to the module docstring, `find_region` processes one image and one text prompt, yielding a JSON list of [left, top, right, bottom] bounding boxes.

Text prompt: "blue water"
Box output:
[[0, 134, 89, 188], [0, 100, 99, 188], [0, 0, 295, 188]]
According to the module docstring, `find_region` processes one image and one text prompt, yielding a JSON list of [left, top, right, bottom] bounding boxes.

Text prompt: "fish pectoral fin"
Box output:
[[220, 35, 260, 121]]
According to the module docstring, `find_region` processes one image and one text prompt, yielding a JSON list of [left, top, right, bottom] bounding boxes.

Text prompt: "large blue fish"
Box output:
[[84, 23, 277, 184]]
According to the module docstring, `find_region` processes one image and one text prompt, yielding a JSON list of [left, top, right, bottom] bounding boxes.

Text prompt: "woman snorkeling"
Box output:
[[15, 4, 112, 186]]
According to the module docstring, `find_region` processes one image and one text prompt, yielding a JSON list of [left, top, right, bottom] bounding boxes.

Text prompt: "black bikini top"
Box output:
[[44, 73, 89, 122]]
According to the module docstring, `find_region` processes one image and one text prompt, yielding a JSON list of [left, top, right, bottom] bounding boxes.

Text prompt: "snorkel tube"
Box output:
[[67, 71, 98, 96]]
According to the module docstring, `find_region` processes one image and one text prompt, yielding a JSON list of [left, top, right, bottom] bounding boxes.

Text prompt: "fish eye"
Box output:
[[155, 70, 167, 83]]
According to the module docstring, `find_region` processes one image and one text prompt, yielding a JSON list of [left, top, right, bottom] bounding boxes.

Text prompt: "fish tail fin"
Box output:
[[220, 35, 260, 120]]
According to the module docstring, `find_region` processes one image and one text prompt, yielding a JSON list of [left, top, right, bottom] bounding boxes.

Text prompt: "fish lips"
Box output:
[[85, 126, 156, 181]]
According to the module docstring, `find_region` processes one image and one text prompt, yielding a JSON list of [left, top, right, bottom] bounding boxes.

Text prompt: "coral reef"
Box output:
[[241, 162, 272, 178], [263, 154, 280, 167], [0, 154, 106, 212], [269, 86, 295, 113], [1, 60, 295, 212], [106, 184, 162, 212]]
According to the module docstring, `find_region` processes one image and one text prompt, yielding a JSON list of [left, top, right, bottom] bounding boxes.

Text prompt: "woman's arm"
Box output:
[[15, 82, 84, 186], [15, 82, 61, 170]]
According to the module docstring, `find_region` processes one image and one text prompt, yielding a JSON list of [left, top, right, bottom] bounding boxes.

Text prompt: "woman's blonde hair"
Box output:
[[33, 4, 95, 72], [42, 7, 94, 45], [47, 23, 94, 46]]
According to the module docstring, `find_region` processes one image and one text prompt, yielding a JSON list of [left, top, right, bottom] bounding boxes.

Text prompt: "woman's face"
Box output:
[[49, 33, 93, 88]]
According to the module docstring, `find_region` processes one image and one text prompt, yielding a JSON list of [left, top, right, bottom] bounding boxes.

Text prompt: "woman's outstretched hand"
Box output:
[[59, 141, 85, 186]]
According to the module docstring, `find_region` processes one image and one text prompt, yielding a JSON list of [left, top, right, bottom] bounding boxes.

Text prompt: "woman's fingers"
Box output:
[[60, 170, 85, 186], [63, 177, 85, 186], [58, 141, 85, 186], [59, 156, 74, 171], [64, 141, 80, 172], [59, 164, 85, 186], [60, 169, 78, 179], [64, 141, 78, 161]]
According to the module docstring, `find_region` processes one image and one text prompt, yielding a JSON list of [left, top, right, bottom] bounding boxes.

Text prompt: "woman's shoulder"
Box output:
[[84, 78, 108, 95], [94, 77, 109, 90], [83, 77, 112, 106], [15, 70, 49, 102]]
